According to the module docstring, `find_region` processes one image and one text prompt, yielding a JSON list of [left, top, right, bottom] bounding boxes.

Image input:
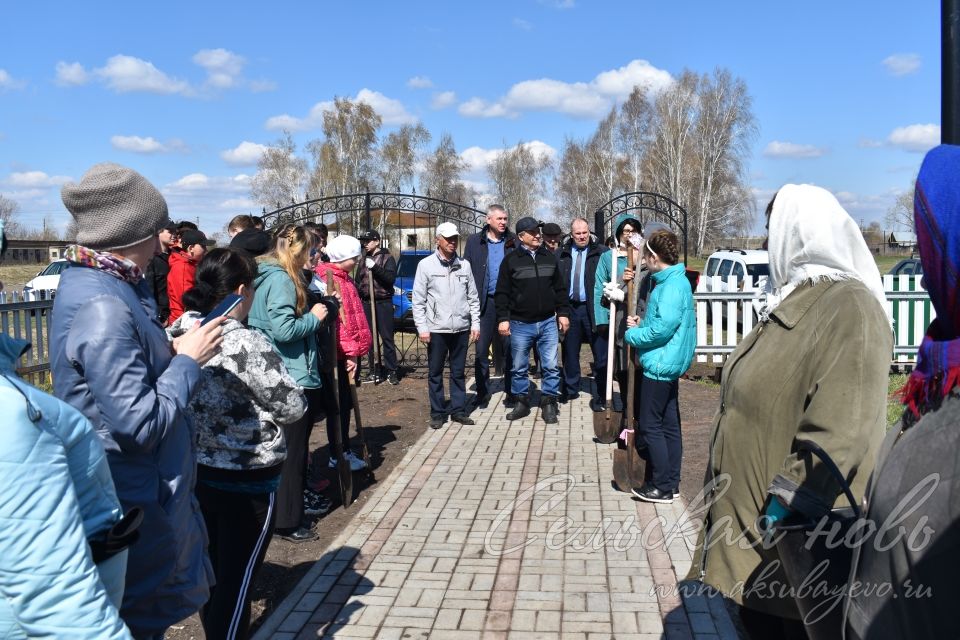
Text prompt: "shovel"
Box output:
[[333, 277, 374, 478], [326, 272, 354, 508], [593, 248, 620, 444], [613, 248, 645, 490]]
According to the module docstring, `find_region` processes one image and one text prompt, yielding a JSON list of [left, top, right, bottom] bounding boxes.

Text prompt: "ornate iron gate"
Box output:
[[262, 191, 487, 375], [593, 191, 689, 263]]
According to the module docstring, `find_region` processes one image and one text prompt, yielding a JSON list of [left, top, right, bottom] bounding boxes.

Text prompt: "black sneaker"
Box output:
[[275, 526, 317, 542], [429, 415, 446, 429], [303, 490, 331, 516], [451, 414, 475, 425], [387, 371, 400, 385], [672, 487, 680, 499], [631, 484, 674, 504], [504, 394, 517, 408]]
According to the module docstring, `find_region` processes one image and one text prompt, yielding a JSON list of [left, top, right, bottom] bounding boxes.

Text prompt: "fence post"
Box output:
[[593, 209, 604, 240], [364, 191, 372, 232]]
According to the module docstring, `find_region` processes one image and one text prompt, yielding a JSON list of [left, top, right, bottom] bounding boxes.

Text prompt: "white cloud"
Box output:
[[407, 76, 433, 89], [762, 141, 828, 159], [460, 140, 558, 174], [857, 138, 884, 149], [430, 90, 457, 110], [4, 171, 73, 188], [459, 58, 673, 119], [265, 89, 415, 131], [193, 48, 246, 89], [110, 135, 187, 154], [219, 197, 256, 210], [220, 141, 269, 166], [55, 61, 89, 86], [882, 53, 921, 77], [513, 18, 533, 30], [887, 123, 940, 152], [161, 173, 256, 233], [0, 69, 25, 90], [94, 55, 191, 95]]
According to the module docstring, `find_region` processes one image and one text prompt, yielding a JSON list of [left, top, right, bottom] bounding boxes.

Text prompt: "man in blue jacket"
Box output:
[[463, 204, 517, 407]]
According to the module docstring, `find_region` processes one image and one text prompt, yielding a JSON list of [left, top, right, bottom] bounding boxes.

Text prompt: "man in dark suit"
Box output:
[[556, 217, 609, 405]]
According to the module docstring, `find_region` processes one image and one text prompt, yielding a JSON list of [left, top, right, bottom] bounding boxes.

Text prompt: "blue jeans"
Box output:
[[509, 318, 561, 397]]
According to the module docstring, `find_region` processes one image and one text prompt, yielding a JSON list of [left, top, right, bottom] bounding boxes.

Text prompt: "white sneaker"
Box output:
[[345, 450, 367, 471]]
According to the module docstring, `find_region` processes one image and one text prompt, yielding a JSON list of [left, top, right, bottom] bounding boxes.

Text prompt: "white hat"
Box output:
[[326, 234, 362, 262], [436, 222, 459, 238]]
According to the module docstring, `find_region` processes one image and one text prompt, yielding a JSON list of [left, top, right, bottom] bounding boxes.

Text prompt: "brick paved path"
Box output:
[[254, 386, 739, 640]]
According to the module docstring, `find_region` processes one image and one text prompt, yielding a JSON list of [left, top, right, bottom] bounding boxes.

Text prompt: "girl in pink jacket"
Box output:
[[314, 235, 372, 471]]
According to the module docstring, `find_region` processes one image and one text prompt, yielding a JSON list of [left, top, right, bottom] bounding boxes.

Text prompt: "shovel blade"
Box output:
[[338, 458, 354, 508], [593, 408, 621, 444], [612, 447, 632, 491]]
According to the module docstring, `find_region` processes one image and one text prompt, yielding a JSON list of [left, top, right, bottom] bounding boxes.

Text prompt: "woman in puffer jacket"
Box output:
[[624, 228, 696, 505], [50, 163, 224, 639], [1, 218, 131, 639], [168, 248, 307, 640]]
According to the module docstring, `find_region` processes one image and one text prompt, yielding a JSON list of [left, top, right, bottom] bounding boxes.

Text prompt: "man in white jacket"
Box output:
[[412, 222, 481, 429]]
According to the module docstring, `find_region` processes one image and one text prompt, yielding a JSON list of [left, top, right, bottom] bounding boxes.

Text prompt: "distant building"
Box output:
[[887, 231, 917, 251], [2, 239, 71, 264]]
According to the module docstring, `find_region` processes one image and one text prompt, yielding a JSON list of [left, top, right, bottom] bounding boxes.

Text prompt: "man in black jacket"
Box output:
[[143, 221, 178, 324], [463, 204, 516, 407], [355, 230, 399, 384], [494, 217, 570, 423], [557, 217, 609, 405]]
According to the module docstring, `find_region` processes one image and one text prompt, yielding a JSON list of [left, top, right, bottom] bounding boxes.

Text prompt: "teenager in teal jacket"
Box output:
[[625, 229, 696, 504]]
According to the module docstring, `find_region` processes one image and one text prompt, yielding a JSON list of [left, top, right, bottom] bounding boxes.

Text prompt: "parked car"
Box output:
[[703, 249, 769, 324], [392, 250, 432, 328], [887, 257, 923, 276], [23, 259, 70, 300]]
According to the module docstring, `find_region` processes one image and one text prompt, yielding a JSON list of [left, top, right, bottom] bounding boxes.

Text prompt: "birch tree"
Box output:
[[487, 141, 553, 219], [250, 131, 308, 208], [377, 123, 431, 191]]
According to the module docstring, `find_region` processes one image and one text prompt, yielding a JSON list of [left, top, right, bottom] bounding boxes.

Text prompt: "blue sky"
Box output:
[[0, 0, 942, 237]]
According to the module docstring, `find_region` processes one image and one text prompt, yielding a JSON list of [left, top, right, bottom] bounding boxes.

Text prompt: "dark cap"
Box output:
[[180, 229, 209, 248], [161, 221, 179, 233], [542, 222, 562, 236], [515, 217, 543, 235], [230, 228, 271, 257], [359, 229, 381, 242]]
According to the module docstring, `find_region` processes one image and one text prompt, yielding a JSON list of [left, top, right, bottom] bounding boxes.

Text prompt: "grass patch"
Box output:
[[887, 373, 907, 429], [0, 264, 46, 291]]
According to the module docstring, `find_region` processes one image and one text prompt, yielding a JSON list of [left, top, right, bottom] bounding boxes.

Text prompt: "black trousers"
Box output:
[[428, 331, 469, 417], [562, 302, 607, 399], [275, 387, 323, 530], [320, 362, 354, 460], [739, 606, 807, 640], [475, 298, 511, 396], [362, 298, 398, 374], [198, 483, 276, 640], [636, 377, 682, 492]]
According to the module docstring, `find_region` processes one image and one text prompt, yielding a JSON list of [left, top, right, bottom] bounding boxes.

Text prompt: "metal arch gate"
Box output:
[[593, 191, 689, 264], [262, 191, 487, 375]]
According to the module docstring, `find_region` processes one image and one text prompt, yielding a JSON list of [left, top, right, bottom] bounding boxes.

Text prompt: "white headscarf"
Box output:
[[760, 184, 890, 324]]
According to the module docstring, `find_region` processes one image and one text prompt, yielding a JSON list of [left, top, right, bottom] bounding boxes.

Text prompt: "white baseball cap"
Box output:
[[436, 222, 459, 238]]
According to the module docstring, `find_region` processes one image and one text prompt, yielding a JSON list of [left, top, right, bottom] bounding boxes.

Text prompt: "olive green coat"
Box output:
[[686, 279, 892, 618]]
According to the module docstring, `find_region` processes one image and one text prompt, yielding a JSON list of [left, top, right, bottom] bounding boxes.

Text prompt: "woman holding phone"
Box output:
[[169, 248, 307, 640]]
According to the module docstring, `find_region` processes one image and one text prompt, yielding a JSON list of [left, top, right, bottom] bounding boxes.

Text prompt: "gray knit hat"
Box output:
[[61, 162, 171, 250]]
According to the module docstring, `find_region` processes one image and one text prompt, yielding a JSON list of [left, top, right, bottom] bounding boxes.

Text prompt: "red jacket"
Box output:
[[167, 250, 197, 325], [314, 263, 372, 360]]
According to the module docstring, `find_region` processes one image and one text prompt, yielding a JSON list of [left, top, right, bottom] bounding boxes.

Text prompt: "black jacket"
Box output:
[[557, 239, 608, 330], [494, 245, 570, 323], [355, 247, 397, 301], [463, 225, 517, 313], [144, 251, 171, 324]]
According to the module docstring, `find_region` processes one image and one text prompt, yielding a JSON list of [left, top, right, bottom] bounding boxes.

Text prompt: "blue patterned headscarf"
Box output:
[[901, 144, 960, 418]]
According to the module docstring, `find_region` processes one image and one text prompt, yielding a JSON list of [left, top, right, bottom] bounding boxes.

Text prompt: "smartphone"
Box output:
[[200, 293, 244, 326]]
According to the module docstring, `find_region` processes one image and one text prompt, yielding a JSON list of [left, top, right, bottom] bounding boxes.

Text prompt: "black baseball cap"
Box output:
[[359, 229, 381, 242], [515, 217, 543, 235], [230, 228, 271, 257], [180, 229, 209, 248]]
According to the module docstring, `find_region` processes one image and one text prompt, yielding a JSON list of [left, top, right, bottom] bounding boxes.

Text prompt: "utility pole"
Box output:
[[944, 0, 960, 143]]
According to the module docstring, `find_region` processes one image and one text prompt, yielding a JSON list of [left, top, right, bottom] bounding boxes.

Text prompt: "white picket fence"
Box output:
[[694, 274, 931, 365]]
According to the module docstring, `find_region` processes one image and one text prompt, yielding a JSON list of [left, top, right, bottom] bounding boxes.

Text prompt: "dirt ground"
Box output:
[[165, 359, 723, 639]]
